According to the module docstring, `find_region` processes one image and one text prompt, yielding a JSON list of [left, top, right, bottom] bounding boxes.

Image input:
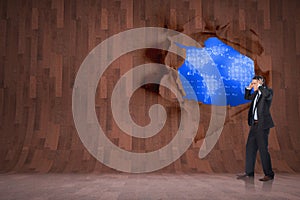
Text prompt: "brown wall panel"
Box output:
[[0, 0, 299, 173]]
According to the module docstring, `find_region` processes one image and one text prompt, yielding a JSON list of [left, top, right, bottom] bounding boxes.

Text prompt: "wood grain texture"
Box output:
[[0, 0, 299, 173]]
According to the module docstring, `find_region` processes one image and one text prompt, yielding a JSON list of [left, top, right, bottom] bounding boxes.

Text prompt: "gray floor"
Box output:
[[0, 173, 299, 200]]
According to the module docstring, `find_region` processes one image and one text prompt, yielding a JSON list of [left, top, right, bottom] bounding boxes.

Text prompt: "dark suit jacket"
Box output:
[[244, 86, 274, 129]]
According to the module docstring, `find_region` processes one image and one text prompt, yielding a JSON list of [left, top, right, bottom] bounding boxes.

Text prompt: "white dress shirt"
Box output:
[[252, 90, 261, 120]]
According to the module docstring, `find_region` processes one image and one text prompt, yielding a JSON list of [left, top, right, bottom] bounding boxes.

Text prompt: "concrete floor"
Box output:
[[0, 173, 299, 200]]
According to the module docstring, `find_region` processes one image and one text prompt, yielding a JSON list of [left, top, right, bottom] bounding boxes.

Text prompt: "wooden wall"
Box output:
[[0, 0, 299, 173]]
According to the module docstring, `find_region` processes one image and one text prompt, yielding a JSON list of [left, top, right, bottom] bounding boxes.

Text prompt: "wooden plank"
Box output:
[[31, 8, 39, 30]]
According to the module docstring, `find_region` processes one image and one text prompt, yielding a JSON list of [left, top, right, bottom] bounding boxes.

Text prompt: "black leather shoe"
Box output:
[[259, 176, 274, 181], [236, 173, 254, 179]]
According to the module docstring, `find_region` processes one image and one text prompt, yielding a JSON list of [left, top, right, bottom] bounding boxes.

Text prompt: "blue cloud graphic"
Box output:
[[177, 37, 254, 106]]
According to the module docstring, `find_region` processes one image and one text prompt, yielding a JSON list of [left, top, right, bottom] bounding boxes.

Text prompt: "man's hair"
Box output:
[[252, 75, 265, 86]]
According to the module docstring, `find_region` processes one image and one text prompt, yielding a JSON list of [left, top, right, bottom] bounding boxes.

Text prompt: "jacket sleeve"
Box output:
[[258, 86, 273, 101], [244, 88, 255, 100]]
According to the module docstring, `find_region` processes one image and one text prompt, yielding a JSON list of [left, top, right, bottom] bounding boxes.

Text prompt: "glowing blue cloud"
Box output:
[[177, 37, 254, 106]]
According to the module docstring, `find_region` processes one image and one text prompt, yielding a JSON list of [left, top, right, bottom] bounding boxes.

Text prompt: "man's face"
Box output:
[[251, 79, 259, 91]]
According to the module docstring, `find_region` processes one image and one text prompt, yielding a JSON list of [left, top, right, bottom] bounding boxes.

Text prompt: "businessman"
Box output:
[[237, 75, 275, 181]]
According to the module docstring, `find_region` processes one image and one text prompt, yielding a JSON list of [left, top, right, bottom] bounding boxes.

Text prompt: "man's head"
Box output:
[[251, 75, 265, 91]]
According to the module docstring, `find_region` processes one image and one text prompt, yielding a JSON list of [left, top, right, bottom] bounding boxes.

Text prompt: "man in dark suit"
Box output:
[[237, 75, 275, 181]]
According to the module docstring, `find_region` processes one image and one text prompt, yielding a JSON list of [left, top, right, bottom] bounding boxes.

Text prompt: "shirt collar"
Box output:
[[258, 90, 261, 95]]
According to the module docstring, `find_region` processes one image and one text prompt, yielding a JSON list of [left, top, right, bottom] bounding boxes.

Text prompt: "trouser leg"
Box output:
[[245, 126, 258, 176], [256, 128, 274, 178]]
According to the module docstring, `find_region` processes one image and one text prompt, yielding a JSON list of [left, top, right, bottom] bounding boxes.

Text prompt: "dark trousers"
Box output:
[[245, 124, 274, 177]]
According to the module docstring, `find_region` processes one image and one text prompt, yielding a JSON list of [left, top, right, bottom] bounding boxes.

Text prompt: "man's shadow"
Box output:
[[262, 179, 274, 192], [238, 177, 256, 191], [237, 177, 274, 191]]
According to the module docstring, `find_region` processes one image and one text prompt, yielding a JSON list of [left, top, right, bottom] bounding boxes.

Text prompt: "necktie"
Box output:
[[253, 93, 260, 120]]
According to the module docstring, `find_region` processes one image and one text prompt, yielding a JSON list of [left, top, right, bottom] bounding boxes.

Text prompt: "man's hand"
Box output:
[[248, 82, 254, 90], [258, 78, 264, 86]]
